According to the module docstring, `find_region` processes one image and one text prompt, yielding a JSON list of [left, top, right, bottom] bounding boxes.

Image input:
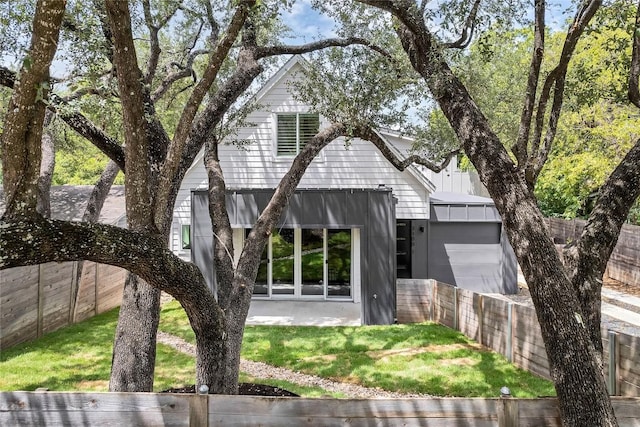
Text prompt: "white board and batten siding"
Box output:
[[171, 58, 430, 259], [383, 130, 489, 197]]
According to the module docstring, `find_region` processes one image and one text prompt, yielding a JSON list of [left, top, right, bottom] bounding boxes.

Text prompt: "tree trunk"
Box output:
[[109, 274, 160, 392]]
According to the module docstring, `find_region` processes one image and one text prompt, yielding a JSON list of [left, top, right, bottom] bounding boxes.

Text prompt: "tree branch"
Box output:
[[106, 0, 154, 230], [155, 0, 255, 227], [0, 65, 126, 171], [156, 47, 264, 230], [142, 0, 181, 85], [57, 105, 126, 171], [255, 37, 392, 59], [151, 48, 208, 102], [513, 0, 545, 168], [240, 123, 348, 301], [0, 216, 206, 301], [527, 0, 602, 184], [564, 137, 640, 354], [204, 135, 235, 309], [442, 0, 481, 49]]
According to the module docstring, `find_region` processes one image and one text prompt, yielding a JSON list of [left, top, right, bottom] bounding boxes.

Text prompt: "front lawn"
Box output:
[[159, 300, 555, 398], [0, 300, 555, 398]]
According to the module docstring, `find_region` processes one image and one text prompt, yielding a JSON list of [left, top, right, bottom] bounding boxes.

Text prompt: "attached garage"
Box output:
[[427, 192, 518, 294]]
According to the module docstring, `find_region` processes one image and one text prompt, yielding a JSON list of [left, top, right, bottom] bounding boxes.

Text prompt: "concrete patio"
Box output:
[[246, 300, 361, 326]]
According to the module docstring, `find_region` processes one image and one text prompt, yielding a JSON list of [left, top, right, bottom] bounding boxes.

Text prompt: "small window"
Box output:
[[181, 224, 191, 250], [276, 113, 320, 156]]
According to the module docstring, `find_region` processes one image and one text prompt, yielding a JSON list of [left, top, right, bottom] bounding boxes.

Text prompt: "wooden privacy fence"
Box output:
[[0, 262, 126, 349], [1, 392, 639, 426], [396, 279, 640, 397], [546, 217, 640, 286]]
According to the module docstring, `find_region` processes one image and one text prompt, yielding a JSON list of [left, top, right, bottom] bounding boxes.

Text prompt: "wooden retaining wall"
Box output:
[[396, 279, 640, 397], [0, 392, 638, 426], [0, 262, 126, 349], [546, 218, 640, 287]]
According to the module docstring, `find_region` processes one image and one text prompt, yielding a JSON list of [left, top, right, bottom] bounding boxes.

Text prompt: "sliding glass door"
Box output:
[[251, 228, 353, 299]]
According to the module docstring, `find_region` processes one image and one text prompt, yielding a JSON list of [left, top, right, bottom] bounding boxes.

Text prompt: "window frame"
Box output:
[[180, 224, 191, 250], [273, 112, 322, 160]]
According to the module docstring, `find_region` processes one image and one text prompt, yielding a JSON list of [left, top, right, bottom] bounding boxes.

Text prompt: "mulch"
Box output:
[[162, 383, 299, 397]]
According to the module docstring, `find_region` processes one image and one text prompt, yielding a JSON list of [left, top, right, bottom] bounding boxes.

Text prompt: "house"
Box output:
[[170, 55, 517, 325]]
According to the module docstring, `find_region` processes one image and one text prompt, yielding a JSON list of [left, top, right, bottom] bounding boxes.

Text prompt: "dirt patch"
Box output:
[[162, 383, 299, 397]]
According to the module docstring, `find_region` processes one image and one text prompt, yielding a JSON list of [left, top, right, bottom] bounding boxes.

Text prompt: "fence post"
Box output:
[[189, 393, 209, 426], [94, 263, 99, 316], [497, 396, 519, 427], [608, 331, 619, 396], [477, 294, 484, 345], [453, 286, 459, 331], [506, 303, 513, 363], [37, 264, 44, 338], [430, 280, 436, 322]]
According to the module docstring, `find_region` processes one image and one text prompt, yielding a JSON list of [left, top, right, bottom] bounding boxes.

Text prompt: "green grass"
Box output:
[[0, 306, 333, 396], [0, 300, 555, 398], [159, 300, 555, 398], [0, 308, 195, 392]]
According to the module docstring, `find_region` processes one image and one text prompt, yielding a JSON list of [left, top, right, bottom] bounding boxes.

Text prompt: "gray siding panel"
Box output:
[[301, 192, 324, 226], [501, 230, 519, 293], [191, 192, 215, 294], [346, 191, 370, 226], [362, 191, 396, 325], [236, 193, 260, 226], [324, 192, 347, 226]]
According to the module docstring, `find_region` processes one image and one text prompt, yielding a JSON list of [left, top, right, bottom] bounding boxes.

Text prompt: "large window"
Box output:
[[251, 228, 353, 299], [276, 113, 320, 156]]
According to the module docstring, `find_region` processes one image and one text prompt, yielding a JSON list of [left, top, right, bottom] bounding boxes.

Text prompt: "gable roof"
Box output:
[[186, 54, 437, 193]]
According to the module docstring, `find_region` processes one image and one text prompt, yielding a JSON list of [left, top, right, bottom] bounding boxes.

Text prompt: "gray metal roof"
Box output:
[[430, 191, 495, 205], [0, 185, 126, 225]]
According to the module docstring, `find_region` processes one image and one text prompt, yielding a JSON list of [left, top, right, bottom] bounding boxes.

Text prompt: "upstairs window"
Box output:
[[276, 113, 320, 156]]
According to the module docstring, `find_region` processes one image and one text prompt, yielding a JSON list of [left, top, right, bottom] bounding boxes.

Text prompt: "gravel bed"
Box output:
[[156, 331, 430, 398]]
